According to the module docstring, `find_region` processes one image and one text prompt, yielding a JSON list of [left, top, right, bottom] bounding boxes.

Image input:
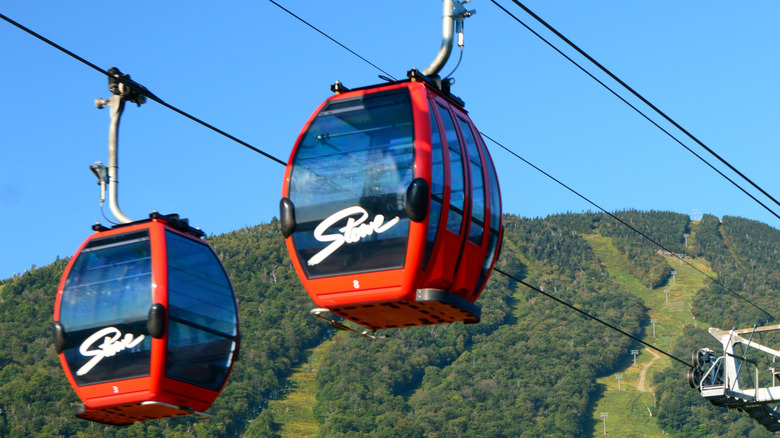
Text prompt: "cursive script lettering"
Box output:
[[76, 327, 146, 376], [308, 206, 400, 266]]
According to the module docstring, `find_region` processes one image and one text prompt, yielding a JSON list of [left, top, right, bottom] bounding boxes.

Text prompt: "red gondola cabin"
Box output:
[[281, 70, 502, 331], [53, 213, 239, 425]]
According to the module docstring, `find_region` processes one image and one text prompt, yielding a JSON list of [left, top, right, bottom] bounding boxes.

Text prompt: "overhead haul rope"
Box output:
[[266, 0, 397, 81], [1, 9, 767, 363], [262, 2, 773, 351], [490, 0, 780, 223], [508, 0, 780, 215], [482, 132, 776, 322], [0, 12, 287, 167], [494, 267, 693, 367], [261, 0, 777, 323]]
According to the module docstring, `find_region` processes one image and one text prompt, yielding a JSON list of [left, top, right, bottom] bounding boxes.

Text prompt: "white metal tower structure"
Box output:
[[689, 324, 780, 432]]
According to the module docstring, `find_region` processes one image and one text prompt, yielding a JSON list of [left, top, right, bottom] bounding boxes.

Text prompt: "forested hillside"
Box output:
[[1, 212, 779, 437]]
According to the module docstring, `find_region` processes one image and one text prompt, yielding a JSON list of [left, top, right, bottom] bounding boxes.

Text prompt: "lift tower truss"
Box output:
[[690, 324, 780, 432]]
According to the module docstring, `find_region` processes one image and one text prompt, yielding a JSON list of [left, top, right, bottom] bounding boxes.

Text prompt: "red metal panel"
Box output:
[[283, 82, 424, 306], [56, 222, 156, 407], [419, 94, 462, 291], [148, 222, 167, 405], [473, 129, 503, 297], [283, 79, 498, 329], [54, 218, 237, 422], [449, 108, 491, 299]]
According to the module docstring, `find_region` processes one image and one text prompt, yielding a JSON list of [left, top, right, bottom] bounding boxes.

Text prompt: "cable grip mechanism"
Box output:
[[89, 162, 108, 205], [89, 67, 153, 224]]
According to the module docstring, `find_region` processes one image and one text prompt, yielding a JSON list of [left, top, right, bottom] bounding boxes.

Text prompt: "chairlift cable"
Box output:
[[2, 6, 774, 342], [494, 267, 693, 368], [266, 0, 398, 81], [491, 0, 780, 222], [483, 131, 777, 323], [0, 12, 287, 167], [260, 3, 777, 324]]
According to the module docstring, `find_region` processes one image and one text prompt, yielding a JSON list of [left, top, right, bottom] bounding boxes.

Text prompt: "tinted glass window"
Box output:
[[59, 231, 152, 385], [475, 138, 503, 294], [166, 232, 237, 336], [165, 231, 237, 390], [485, 138, 502, 234], [436, 103, 465, 235], [166, 321, 236, 391], [289, 90, 414, 278], [424, 104, 445, 270], [458, 117, 485, 245]]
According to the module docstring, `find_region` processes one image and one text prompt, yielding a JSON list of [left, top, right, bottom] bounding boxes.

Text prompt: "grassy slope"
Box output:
[[265, 228, 540, 437], [584, 233, 714, 437], [263, 337, 337, 437], [266, 227, 720, 437]]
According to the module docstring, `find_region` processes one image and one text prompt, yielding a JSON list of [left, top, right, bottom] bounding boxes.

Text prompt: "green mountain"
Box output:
[[1, 212, 778, 437]]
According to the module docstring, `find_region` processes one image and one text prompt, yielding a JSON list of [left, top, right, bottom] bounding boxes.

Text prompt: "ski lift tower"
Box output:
[[689, 324, 780, 432]]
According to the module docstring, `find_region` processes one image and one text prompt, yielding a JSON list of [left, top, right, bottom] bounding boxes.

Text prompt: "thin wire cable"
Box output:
[[509, 0, 780, 214], [254, 3, 772, 323], [99, 203, 119, 226], [444, 47, 464, 80], [482, 131, 776, 322], [494, 267, 693, 367], [0, 12, 287, 167], [490, 0, 780, 222], [256, 3, 778, 323], [4, 7, 771, 354], [267, 0, 397, 81]]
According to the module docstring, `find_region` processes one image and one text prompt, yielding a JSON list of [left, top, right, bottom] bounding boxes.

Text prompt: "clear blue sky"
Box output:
[[2, 1, 779, 280]]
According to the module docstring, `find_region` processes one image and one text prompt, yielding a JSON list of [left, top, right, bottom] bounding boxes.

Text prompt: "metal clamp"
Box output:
[[309, 308, 386, 339]]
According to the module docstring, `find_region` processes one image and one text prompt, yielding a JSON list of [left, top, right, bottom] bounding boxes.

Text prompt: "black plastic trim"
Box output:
[[279, 197, 296, 238], [52, 321, 67, 354], [405, 178, 429, 222], [147, 303, 166, 339]]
